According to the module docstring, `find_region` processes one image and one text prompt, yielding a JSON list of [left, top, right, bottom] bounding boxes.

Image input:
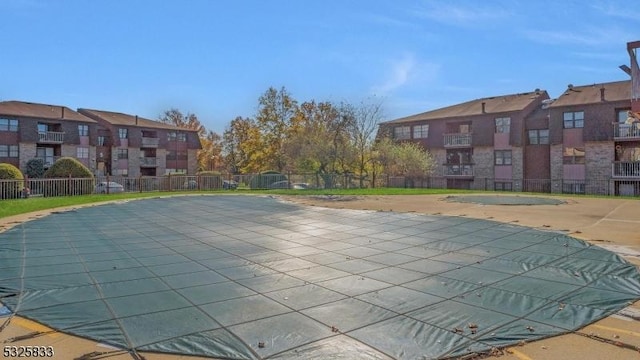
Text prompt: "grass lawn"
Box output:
[[0, 188, 471, 219], [2, 187, 624, 220]]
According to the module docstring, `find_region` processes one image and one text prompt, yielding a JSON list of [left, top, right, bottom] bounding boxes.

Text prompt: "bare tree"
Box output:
[[343, 98, 384, 187]]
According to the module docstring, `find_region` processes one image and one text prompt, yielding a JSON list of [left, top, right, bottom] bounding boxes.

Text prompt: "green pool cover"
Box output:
[[445, 195, 565, 205], [0, 195, 638, 359]]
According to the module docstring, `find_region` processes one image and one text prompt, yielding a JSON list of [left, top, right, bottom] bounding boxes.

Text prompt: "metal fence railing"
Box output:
[[1, 173, 639, 199]]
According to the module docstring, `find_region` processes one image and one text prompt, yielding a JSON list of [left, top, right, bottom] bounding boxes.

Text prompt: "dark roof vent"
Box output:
[[481, 102, 486, 113], [567, 84, 573, 90], [600, 86, 605, 101]]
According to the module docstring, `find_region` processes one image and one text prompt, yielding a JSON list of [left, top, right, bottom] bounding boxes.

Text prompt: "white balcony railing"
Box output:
[[612, 162, 640, 178], [141, 137, 160, 147], [444, 164, 474, 177], [444, 133, 472, 147], [140, 157, 158, 167], [613, 123, 640, 140], [37, 131, 65, 143]]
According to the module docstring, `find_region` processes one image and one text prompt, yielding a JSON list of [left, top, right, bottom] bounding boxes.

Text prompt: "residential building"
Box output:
[[379, 90, 550, 190], [78, 109, 201, 176], [0, 101, 98, 173], [547, 81, 635, 195]]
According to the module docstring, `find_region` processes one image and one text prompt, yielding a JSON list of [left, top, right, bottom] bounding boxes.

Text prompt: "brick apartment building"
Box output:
[[547, 81, 637, 195], [78, 109, 201, 176], [0, 101, 98, 172], [0, 101, 201, 177], [380, 82, 639, 195], [379, 90, 550, 191], [380, 41, 640, 196]]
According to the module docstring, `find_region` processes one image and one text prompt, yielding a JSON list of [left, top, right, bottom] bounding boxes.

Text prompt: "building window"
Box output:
[[412, 124, 429, 139], [78, 124, 89, 136], [98, 136, 106, 146], [495, 117, 511, 133], [0, 118, 18, 132], [177, 133, 187, 142], [114, 168, 128, 176], [563, 111, 584, 128], [494, 150, 512, 165], [117, 148, 128, 160], [0, 145, 18, 157], [118, 128, 128, 139], [76, 147, 89, 159], [563, 147, 585, 164], [495, 182, 513, 191], [618, 109, 632, 123], [166, 150, 187, 161], [165, 168, 186, 175], [167, 132, 176, 141], [393, 126, 410, 140], [528, 129, 549, 145]]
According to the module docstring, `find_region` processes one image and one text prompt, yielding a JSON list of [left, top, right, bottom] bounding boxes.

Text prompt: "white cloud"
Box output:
[[522, 26, 629, 47], [370, 53, 440, 96], [412, 1, 513, 27], [591, 2, 640, 21]]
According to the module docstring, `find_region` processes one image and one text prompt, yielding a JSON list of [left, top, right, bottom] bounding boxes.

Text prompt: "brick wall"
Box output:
[[187, 149, 199, 174], [512, 147, 523, 191], [431, 148, 446, 176], [472, 146, 494, 178], [157, 148, 167, 175], [550, 145, 563, 193], [128, 148, 141, 177], [585, 142, 613, 178], [18, 143, 36, 171], [586, 141, 614, 194]]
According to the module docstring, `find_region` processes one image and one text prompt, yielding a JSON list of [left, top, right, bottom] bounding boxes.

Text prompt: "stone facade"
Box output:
[[585, 141, 614, 195], [550, 145, 564, 193], [472, 146, 494, 178], [127, 148, 142, 177], [187, 149, 199, 175], [18, 143, 36, 170], [430, 148, 446, 176], [511, 147, 524, 191], [157, 148, 167, 175], [470, 147, 494, 190], [585, 142, 614, 179]]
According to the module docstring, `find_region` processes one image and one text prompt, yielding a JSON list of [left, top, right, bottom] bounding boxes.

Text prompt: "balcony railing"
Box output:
[[34, 156, 59, 168], [612, 162, 640, 178], [444, 164, 474, 177], [140, 157, 158, 167], [613, 123, 640, 140], [444, 133, 472, 147], [37, 131, 64, 143], [141, 137, 160, 147]]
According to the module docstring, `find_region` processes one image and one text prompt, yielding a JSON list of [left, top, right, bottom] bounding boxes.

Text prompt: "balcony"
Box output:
[[612, 162, 640, 178], [37, 131, 64, 144], [34, 156, 59, 168], [141, 137, 160, 148], [613, 123, 640, 140], [444, 164, 474, 177], [140, 157, 158, 167], [444, 133, 472, 148]]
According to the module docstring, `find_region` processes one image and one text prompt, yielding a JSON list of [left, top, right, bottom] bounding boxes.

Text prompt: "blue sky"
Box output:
[[1, 0, 638, 133]]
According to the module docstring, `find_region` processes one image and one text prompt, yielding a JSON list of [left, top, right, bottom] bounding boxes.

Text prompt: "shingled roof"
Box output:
[[550, 80, 631, 107], [382, 90, 548, 124], [0, 101, 96, 123], [78, 108, 193, 131]]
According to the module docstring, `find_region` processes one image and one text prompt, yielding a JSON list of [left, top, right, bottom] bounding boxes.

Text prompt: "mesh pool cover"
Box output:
[[1, 195, 639, 359], [445, 195, 565, 206]]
